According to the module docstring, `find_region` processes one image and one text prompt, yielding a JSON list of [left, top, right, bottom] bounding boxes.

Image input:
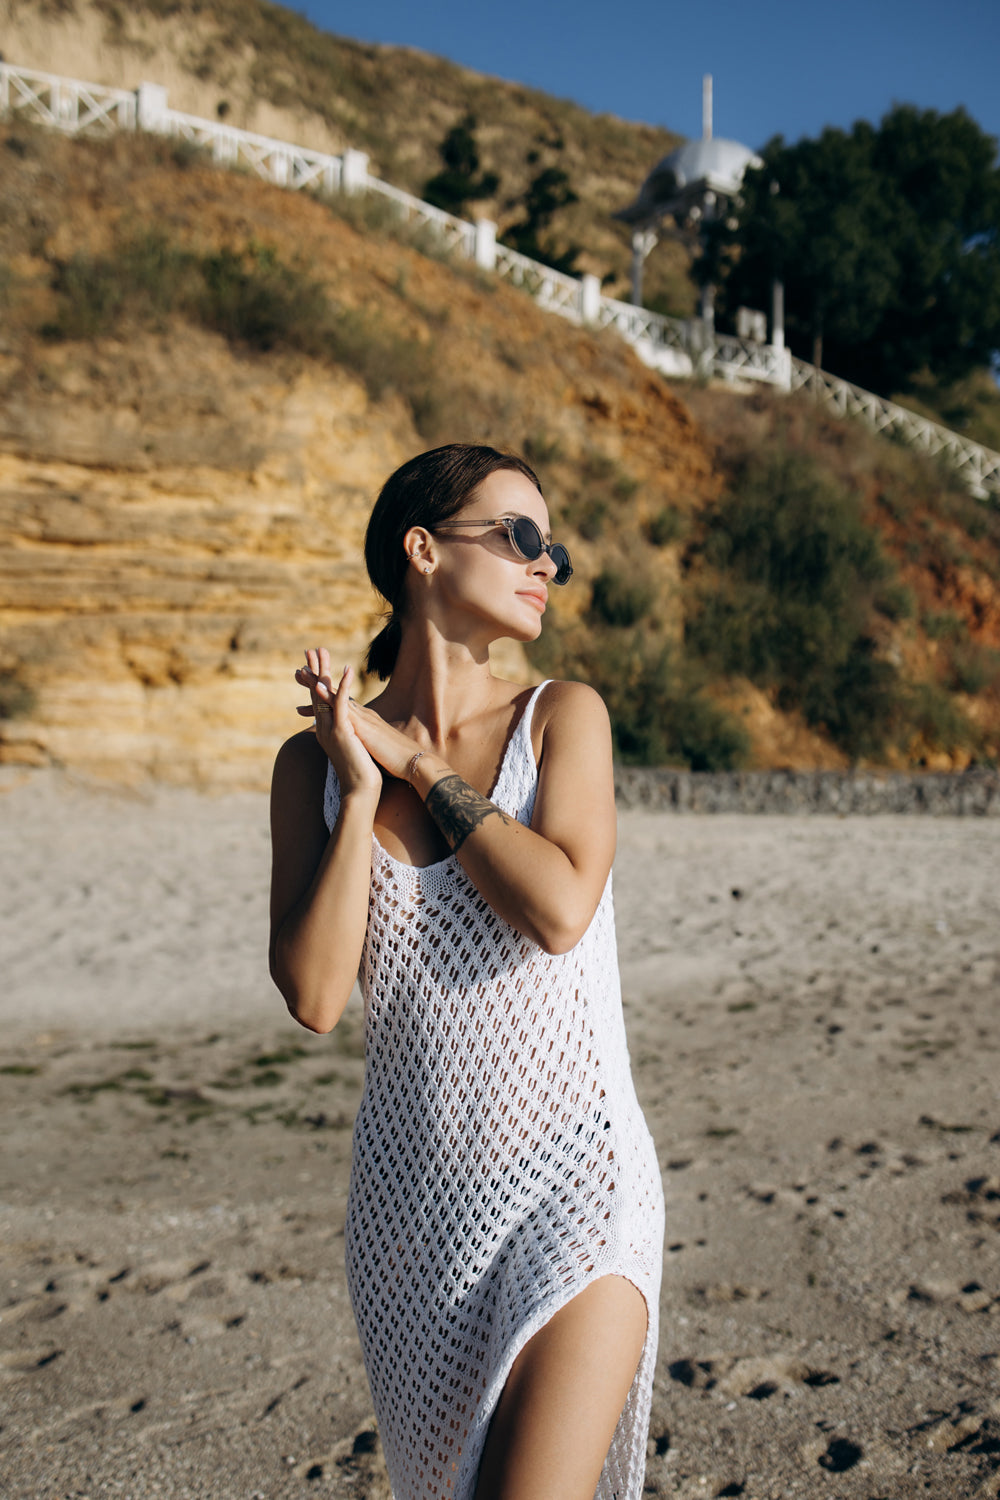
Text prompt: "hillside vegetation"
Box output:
[[0, 122, 997, 784], [3, 0, 694, 314]]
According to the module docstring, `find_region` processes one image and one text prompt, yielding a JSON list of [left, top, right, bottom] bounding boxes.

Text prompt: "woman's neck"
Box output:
[[367, 624, 505, 744]]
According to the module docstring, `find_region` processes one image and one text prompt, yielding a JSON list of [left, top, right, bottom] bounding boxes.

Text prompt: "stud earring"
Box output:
[[424, 565, 431, 574]]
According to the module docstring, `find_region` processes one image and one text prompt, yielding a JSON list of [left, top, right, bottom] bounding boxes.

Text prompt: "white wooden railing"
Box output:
[[787, 359, 1000, 498], [3, 60, 997, 499]]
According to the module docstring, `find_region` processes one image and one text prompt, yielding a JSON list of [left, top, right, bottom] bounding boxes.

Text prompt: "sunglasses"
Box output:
[[432, 515, 573, 585]]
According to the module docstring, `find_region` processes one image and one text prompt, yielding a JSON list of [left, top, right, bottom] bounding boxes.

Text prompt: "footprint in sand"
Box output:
[[667, 1353, 840, 1398], [292, 1423, 392, 1498]]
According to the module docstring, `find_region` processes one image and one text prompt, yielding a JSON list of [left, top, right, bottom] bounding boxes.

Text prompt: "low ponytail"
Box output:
[[365, 613, 402, 681]]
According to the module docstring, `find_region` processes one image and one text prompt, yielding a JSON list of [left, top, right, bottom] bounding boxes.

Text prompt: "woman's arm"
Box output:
[[269, 662, 381, 1034], [350, 680, 617, 955]]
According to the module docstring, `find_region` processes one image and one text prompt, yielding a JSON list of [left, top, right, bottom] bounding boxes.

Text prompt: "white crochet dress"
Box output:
[[323, 681, 664, 1500]]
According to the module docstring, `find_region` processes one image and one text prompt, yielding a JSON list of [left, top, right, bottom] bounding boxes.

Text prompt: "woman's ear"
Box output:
[[403, 526, 435, 574]]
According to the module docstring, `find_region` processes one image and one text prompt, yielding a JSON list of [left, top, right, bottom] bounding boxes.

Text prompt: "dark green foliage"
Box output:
[[502, 166, 580, 275], [874, 580, 916, 622], [903, 681, 981, 754], [685, 450, 891, 750], [198, 244, 327, 350], [947, 642, 1000, 695], [922, 609, 967, 642], [532, 626, 749, 770], [609, 647, 749, 769], [589, 568, 655, 627], [423, 114, 499, 215], [644, 507, 688, 547], [704, 104, 1000, 393], [684, 447, 981, 759], [571, 495, 608, 541]]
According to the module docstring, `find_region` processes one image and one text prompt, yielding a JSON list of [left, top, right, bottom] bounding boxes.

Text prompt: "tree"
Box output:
[[501, 165, 581, 275], [423, 114, 498, 216], [701, 105, 1000, 394]]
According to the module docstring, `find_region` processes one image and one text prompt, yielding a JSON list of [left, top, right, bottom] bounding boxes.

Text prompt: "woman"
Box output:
[[269, 444, 664, 1500]]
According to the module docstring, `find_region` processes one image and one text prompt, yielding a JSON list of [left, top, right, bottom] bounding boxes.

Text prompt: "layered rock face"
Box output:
[[0, 340, 407, 786]]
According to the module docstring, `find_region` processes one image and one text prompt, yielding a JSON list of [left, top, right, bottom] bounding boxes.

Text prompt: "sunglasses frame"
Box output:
[[431, 515, 573, 585]]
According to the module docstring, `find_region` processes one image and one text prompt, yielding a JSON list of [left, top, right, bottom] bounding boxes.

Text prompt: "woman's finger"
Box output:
[[333, 665, 353, 725]]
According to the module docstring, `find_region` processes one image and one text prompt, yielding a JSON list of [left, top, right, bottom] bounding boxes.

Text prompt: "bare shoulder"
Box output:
[[530, 679, 612, 764], [271, 729, 329, 812], [534, 678, 611, 732]]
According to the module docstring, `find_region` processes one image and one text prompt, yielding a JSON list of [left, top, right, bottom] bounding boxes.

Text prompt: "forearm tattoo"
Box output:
[[424, 774, 512, 853]]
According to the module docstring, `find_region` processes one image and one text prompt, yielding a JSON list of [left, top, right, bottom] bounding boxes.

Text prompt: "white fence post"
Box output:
[[580, 273, 601, 324], [474, 218, 497, 271], [135, 82, 168, 132], [774, 347, 792, 391], [341, 148, 369, 195]]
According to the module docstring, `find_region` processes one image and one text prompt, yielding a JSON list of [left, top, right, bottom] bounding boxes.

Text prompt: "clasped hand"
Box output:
[[295, 648, 421, 793]]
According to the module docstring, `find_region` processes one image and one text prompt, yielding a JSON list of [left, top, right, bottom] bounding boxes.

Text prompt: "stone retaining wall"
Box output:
[[613, 766, 1000, 815]]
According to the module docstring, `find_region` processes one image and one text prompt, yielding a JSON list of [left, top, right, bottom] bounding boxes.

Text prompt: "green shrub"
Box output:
[[903, 682, 980, 756], [644, 507, 688, 547], [589, 568, 655, 627], [685, 448, 912, 757], [922, 609, 967, 642], [566, 494, 608, 541], [600, 637, 749, 769], [947, 642, 1000, 695], [875, 580, 916, 621], [199, 243, 331, 353]]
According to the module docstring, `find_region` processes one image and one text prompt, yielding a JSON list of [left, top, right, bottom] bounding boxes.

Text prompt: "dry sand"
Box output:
[[1, 767, 998, 1500]]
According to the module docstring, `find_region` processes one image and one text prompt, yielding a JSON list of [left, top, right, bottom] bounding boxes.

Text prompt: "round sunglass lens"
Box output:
[[509, 517, 544, 560], [551, 546, 573, 585]]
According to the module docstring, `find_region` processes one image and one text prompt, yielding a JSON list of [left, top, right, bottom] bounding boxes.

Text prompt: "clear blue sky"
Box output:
[[287, 0, 999, 153]]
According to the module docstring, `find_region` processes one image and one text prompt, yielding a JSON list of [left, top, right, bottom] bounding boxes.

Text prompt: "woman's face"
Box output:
[[427, 469, 559, 643]]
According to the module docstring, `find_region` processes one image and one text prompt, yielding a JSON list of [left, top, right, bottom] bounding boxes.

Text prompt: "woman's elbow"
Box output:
[[279, 980, 342, 1035], [269, 950, 344, 1035], [534, 907, 593, 957]]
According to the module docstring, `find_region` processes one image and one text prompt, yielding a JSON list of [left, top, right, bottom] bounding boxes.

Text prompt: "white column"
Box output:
[[136, 82, 168, 132], [580, 273, 601, 324], [771, 278, 785, 351], [630, 228, 657, 306], [474, 218, 497, 270], [341, 148, 369, 195]]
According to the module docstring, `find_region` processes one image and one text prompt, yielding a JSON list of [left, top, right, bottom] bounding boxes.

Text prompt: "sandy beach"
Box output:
[[2, 767, 998, 1499]]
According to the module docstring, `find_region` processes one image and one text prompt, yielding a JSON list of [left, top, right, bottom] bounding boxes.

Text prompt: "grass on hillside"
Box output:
[[40, 230, 444, 437], [80, 0, 689, 306]]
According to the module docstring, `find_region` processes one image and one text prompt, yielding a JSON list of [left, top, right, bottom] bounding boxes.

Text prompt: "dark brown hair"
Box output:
[[363, 444, 542, 679]]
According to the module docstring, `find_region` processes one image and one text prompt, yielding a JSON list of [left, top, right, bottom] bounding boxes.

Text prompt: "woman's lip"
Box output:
[[518, 591, 547, 611]]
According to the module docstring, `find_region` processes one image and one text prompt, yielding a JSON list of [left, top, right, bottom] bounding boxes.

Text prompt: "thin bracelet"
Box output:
[[405, 750, 425, 784]]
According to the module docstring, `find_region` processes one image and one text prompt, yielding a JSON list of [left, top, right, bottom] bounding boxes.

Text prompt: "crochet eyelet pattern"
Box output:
[[324, 682, 664, 1498]]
